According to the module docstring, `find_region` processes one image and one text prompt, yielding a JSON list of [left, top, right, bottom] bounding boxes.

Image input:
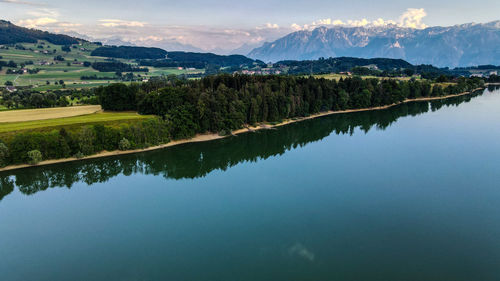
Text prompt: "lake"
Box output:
[[1, 86, 500, 281]]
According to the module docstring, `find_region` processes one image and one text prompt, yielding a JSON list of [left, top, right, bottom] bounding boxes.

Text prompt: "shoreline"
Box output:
[[0, 87, 485, 173]]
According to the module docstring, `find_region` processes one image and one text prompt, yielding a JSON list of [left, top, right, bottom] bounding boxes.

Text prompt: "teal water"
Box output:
[[1, 87, 500, 281]]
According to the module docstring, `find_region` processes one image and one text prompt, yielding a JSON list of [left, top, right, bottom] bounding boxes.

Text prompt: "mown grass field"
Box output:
[[0, 105, 102, 123], [0, 111, 154, 135], [0, 69, 117, 87]]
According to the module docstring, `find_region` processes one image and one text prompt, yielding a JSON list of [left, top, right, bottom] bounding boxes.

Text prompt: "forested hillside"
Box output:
[[91, 46, 168, 59], [277, 57, 449, 78], [0, 20, 80, 45], [138, 52, 264, 69]]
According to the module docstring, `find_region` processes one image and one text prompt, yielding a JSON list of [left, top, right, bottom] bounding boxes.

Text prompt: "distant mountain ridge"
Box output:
[[91, 46, 168, 59], [248, 21, 500, 67], [91, 46, 264, 68]]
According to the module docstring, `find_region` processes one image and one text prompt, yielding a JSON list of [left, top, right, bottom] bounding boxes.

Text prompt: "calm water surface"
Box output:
[[1, 87, 500, 281]]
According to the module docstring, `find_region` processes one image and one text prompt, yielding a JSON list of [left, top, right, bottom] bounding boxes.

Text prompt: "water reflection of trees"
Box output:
[[0, 90, 488, 201]]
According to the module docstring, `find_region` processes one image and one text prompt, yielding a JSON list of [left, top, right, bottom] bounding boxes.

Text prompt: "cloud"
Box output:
[[256, 23, 280, 30], [56, 22, 82, 28], [27, 8, 59, 18], [0, 0, 46, 6], [372, 18, 397, 27], [18, 17, 57, 28], [16, 15, 82, 32], [96, 23, 288, 51], [98, 19, 147, 28], [292, 8, 427, 31], [11, 8, 428, 54], [399, 8, 427, 29]]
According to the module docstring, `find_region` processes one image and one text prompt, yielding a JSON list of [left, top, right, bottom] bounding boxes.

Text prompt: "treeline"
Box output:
[[279, 57, 413, 72], [487, 74, 500, 83], [0, 118, 170, 168], [351, 65, 453, 79], [91, 62, 148, 73], [138, 52, 263, 69], [0, 89, 97, 109], [98, 75, 484, 137], [80, 74, 115, 80], [277, 57, 449, 78], [0, 60, 18, 70], [6, 68, 40, 74], [455, 65, 500, 71], [0, 90, 486, 198], [0, 91, 68, 109], [0, 74, 485, 168], [91, 46, 168, 59], [138, 59, 206, 69]]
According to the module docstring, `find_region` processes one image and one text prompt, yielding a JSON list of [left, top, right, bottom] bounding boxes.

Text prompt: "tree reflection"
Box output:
[[0, 89, 491, 201]]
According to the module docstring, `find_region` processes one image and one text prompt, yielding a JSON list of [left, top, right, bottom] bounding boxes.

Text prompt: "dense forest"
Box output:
[[279, 57, 413, 71], [0, 89, 488, 199], [99, 74, 484, 136], [0, 88, 97, 109], [277, 57, 451, 78], [487, 74, 500, 83], [91, 46, 168, 59], [0, 20, 80, 45], [138, 52, 264, 69], [0, 74, 485, 168]]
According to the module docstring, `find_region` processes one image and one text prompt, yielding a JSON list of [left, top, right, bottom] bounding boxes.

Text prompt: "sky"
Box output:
[[1, 0, 500, 53]]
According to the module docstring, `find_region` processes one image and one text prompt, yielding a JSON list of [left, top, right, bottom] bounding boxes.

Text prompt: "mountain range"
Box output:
[[2, 19, 500, 69], [248, 21, 500, 67]]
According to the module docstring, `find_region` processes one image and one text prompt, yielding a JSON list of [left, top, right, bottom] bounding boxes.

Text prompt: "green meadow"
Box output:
[[0, 40, 204, 89]]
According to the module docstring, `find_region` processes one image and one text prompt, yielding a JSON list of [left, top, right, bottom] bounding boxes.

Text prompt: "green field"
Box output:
[[148, 66, 205, 76], [0, 40, 204, 90], [314, 73, 420, 81], [0, 112, 154, 134]]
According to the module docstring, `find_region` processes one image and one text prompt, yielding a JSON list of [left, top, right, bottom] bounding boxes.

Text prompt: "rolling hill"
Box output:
[[0, 20, 81, 45]]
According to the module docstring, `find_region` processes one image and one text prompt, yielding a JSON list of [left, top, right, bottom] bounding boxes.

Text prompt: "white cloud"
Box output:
[[256, 23, 279, 30], [372, 18, 397, 27], [291, 23, 303, 31], [11, 8, 429, 54], [399, 8, 427, 29], [27, 8, 59, 18], [0, 0, 46, 6], [98, 19, 147, 28], [16, 14, 82, 32], [292, 8, 427, 31], [18, 17, 57, 28], [56, 22, 82, 28]]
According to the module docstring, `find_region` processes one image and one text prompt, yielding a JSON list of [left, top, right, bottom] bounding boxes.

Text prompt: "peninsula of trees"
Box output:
[[0, 74, 485, 168], [0, 88, 488, 199]]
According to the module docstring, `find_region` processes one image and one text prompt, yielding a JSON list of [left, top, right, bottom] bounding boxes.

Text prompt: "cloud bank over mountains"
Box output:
[[2, 2, 495, 62], [3, 1, 434, 54], [291, 8, 428, 31]]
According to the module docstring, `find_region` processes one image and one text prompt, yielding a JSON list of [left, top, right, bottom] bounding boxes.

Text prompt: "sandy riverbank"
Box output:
[[0, 87, 485, 173]]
